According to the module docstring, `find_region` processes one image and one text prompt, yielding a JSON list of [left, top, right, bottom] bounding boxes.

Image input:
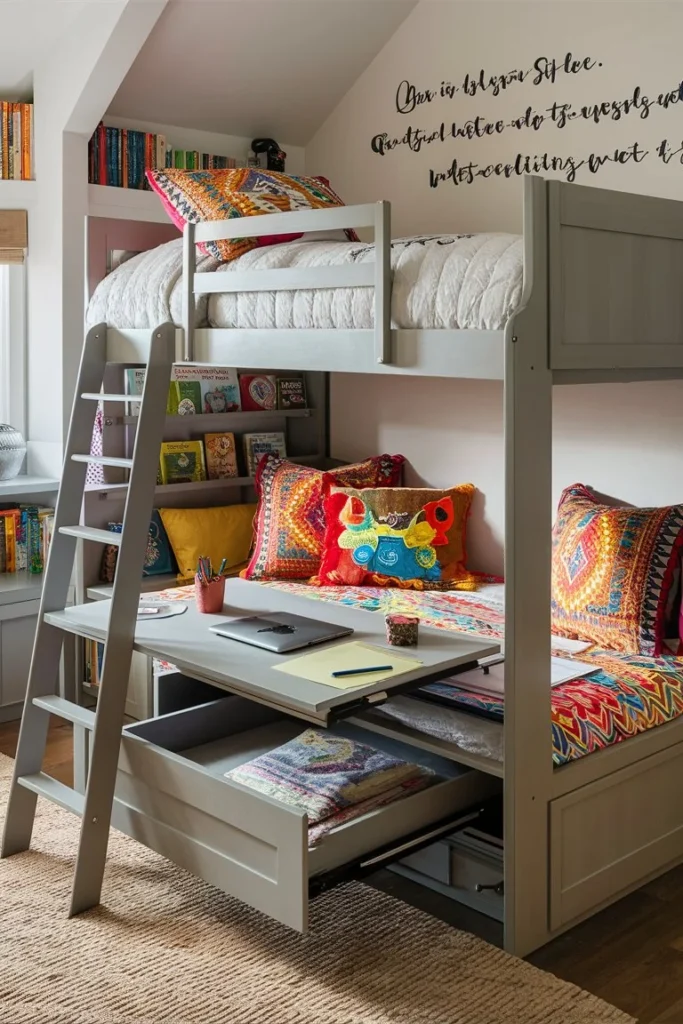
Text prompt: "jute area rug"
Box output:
[[0, 755, 633, 1024]]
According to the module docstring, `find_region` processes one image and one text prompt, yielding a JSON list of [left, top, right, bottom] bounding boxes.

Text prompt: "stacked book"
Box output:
[[158, 431, 287, 484], [0, 504, 54, 573], [0, 102, 34, 180], [88, 122, 239, 189]]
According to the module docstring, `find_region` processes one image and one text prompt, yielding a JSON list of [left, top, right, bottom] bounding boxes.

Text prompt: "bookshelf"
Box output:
[[78, 366, 328, 721], [0, 474, 61, 722]]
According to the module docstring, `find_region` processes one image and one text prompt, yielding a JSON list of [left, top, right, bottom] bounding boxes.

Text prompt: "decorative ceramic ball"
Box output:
[[0, 424, 27, 480]]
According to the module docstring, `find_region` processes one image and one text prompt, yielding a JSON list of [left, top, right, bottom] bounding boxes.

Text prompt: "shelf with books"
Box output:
[[0, 475, 59, 498], [154, 475, 256, 499], [87, 183, 171, 224], [0, 102, 34, 181], [121, 408, 312, 427]]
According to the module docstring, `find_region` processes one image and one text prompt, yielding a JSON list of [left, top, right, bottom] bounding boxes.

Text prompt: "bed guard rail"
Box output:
[[182, 201, 391, 363]]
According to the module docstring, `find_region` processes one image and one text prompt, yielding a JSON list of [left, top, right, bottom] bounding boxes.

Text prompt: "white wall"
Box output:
[[309, 0, 683, 575]]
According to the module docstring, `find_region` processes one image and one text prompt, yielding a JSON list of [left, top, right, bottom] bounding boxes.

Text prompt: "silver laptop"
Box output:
[[209, 612, 353, 653]]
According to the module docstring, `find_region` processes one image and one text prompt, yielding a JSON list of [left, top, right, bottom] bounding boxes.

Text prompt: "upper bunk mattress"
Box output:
[[86, 233, 523, 332]]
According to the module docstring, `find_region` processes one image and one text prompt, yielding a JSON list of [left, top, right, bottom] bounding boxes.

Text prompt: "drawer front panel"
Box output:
[[117, 726, 308, 932], [118, 697, 500, 933], [550, 741, 683, 931]]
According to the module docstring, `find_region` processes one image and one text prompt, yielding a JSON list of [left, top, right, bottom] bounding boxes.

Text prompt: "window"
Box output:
[[0, 263, 26, 434]]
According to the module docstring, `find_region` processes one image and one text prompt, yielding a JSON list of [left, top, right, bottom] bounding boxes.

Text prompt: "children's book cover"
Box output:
[[169, 365, 202, 415], [239, 374, 277, 412], [204, 432, 239, 479], [200, 367, 241, 413], [242, 431, 286, 476], [125, 367, 176, 415], [159, 440, 207, 484], [277, 377, 307, 410]]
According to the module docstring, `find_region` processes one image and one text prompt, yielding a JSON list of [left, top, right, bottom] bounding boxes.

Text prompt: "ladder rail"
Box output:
[[1, 323, 109, 857], [1, 321, 175, 914], [70, 323, 176, 915]]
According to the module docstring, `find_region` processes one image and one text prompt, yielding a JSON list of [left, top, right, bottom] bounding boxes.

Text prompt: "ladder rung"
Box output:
[[59, 526, 122, 546], [33, 696, 96, 730], [18, 773, 84, 816], [72, 454, 133, 469], [81, 393, 138, 402]]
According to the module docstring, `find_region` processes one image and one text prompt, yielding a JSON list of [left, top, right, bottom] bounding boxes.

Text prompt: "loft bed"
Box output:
[[80, 175, 683, 958]]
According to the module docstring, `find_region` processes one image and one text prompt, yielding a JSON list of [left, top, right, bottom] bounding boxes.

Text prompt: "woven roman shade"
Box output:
[[0, 210, 27, 264]]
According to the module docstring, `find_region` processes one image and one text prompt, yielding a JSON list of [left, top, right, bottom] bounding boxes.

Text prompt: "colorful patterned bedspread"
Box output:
[[263, 581, 683, 766]]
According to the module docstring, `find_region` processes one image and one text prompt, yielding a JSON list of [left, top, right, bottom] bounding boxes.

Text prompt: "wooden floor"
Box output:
[[2, 720, 683, 1023]]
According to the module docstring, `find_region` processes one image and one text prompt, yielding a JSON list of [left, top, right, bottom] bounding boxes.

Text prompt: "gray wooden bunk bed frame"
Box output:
[[6, 175, 683, 959]]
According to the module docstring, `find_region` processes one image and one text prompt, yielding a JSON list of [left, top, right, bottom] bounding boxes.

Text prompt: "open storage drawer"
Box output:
[[113, 695, 501, 932]]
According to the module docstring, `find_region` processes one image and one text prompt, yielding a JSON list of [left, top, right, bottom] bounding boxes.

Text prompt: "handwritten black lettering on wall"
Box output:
[[371, 51, 683, 188]]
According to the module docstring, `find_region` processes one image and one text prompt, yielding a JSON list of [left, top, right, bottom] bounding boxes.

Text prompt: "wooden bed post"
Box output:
[[503, 176, 554, 956]]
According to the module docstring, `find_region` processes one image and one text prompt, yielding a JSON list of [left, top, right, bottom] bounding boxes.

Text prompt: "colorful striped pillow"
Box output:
[[146, 168, 358, 263]]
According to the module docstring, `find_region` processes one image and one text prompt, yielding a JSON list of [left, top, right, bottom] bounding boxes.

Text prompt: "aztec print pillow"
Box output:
[[145, 168, 359, 264], [242, 454, 405, 581], [551, 483, 683, 656], [315, 483, 477, 591]]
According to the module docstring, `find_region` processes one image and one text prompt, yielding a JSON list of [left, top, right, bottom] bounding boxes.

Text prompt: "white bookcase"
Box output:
[[0, 475, 60, 722]]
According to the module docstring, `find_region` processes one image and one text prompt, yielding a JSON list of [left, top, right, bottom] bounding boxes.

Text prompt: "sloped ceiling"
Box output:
[[107, 0, 417, 145], [0, 0, 90, 98]]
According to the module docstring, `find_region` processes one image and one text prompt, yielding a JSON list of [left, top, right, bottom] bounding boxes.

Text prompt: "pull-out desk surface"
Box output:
[[47, 578, 500, 725]]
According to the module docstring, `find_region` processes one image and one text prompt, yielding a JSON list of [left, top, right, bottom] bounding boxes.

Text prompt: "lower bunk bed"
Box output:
[[149, 577, 683, 940]]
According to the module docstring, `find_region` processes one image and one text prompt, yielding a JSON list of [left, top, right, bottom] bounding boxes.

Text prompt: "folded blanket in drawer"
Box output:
[[307, 773, 437, 847], [225, 728, 431, 825]]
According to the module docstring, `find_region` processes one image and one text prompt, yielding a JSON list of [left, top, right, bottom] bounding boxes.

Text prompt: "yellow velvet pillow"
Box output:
[[159, 504, 256, 582]]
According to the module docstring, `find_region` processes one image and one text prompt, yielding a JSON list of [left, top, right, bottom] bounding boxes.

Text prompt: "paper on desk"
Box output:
[[551, 636, 593, 654], [448, 656, 597, 697], [472, 634, 593, 657], [272, 641, 423, 689]]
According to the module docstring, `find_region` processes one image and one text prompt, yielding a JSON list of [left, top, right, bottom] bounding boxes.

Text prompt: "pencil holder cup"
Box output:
[[194, 574, 225, 614]]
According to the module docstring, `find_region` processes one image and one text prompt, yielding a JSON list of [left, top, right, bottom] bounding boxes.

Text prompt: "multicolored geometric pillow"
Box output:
[[242, 454, 405, 581], [551, 483, 683, 656], [145, 168, 358, 264], [315, 483, 477, 591]]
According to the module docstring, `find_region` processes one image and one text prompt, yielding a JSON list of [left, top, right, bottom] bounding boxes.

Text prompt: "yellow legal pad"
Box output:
[[272, 641, 423, 689]]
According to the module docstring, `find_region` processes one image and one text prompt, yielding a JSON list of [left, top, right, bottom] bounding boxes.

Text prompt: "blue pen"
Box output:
[[332, 665, 393, 678]]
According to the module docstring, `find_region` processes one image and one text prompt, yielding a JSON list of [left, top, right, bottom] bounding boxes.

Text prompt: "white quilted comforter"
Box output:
[[87, 233, 523, 332]]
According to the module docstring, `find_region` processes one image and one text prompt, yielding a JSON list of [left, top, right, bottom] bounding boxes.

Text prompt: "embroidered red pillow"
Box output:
[[551, 483, 683, 656], [315, 483, 477, 591], [242, 454, 405, 581], [146, 168, 358, 264]]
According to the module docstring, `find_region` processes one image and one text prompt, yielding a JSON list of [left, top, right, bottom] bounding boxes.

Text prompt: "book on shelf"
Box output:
[[239, 374, 277, 412], [277, 377, 307, 410], [88, 120, 241, 188], [126, 366, 241, 416], [199, 367, 241, 413], [243, 432, 287, 476], [204, 433, 239, 480], [0, 101, 33, 180], [169, 364, 203, 416], [86, 639, 105, 687], [159, 440, 207, 485], [0, 504, 53, 574]]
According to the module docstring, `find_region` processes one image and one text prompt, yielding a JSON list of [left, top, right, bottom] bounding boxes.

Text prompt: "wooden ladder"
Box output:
[[1, 321, 175, 915]]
